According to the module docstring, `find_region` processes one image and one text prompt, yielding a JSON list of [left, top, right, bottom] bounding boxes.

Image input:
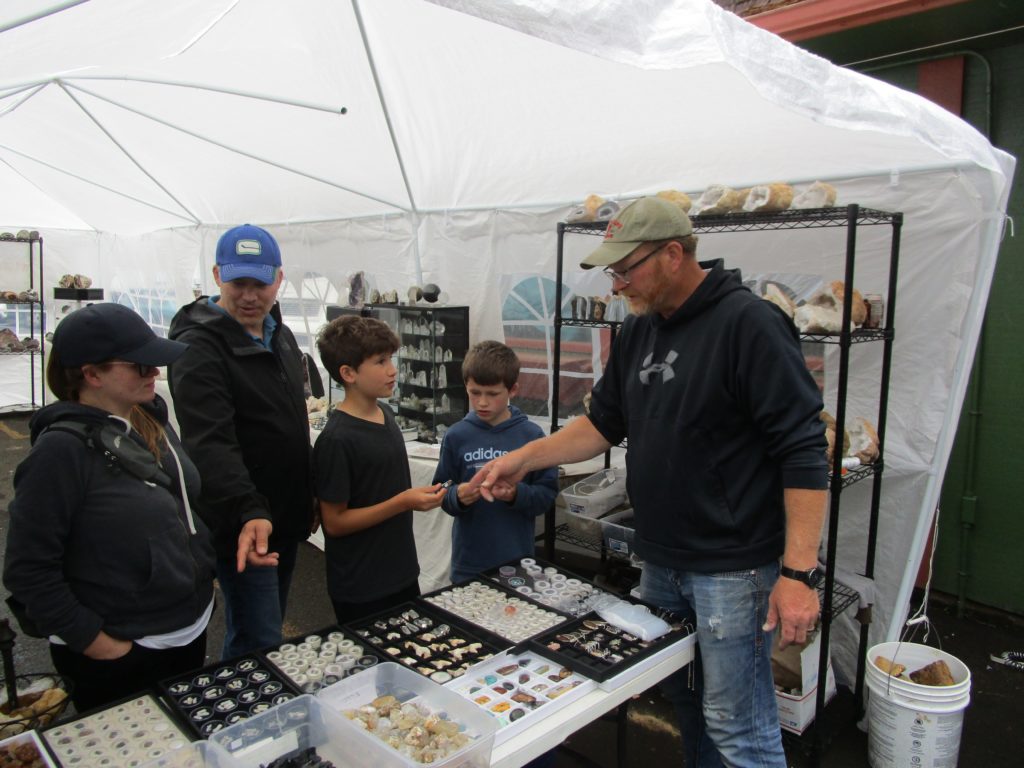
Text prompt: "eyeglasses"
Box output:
[[105, 361, 159, 377], [603, 244, 666, 284]]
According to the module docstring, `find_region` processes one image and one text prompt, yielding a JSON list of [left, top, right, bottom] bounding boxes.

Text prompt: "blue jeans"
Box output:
[[215, 538, 299, 659], [641, 561, 785, 768]]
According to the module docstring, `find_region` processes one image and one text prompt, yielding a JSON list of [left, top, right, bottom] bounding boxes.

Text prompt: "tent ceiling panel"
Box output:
[[0, 159, 92, 230], [0, 0, 1010, 231]]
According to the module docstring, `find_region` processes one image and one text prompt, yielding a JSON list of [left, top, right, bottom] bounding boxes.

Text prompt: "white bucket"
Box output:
[[865, 642, 971, 768]]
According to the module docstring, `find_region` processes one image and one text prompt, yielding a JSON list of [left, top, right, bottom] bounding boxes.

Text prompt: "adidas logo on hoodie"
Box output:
[[463, 446, 509, 462]]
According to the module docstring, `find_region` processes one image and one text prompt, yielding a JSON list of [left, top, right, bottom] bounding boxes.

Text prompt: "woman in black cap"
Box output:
[[3, 303, 216, 711]]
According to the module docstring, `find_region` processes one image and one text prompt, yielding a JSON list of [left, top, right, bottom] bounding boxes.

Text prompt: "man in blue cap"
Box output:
[[168, 225, 315, 659]]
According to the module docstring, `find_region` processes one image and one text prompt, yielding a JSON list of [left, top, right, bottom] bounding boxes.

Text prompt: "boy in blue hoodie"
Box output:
[[432, 341, 558, 583]]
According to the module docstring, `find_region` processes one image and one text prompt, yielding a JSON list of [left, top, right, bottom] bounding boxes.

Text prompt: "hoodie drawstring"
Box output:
[[165, 439, 198, 534]]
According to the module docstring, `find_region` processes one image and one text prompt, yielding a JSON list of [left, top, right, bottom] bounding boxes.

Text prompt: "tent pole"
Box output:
[[61, 81, 406, 212], [350, 0, 424, 281], [0, 0, 89, 34]]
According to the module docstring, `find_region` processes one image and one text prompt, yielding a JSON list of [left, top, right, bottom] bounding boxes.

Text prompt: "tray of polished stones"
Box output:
[[159, 654, 300, 739], [262, 625, 388, 695], [528, 609, 695, 689], [483, 557, 618, 618], [420, 579, 572, 648], [40, 692, 191, 767], [447, 651, 595, 746], [347, 603, 504, 684]]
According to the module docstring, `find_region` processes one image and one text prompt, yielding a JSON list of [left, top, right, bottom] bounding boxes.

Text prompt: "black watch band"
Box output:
[[779, 565, 824, 589]]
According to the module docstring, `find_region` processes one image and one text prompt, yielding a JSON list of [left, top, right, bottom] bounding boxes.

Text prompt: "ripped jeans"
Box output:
[[640, 561, 785, 768]]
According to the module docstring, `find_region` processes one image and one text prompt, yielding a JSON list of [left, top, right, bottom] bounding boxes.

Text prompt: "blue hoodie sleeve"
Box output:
[[510, 464, 559, 518], [432, 430, 467, 517]]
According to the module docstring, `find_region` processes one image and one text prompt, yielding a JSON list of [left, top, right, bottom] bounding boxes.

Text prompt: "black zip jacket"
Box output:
[[3, 398, 215, 653], [168, 298, 313, 557], [587, 261, 828, 573]]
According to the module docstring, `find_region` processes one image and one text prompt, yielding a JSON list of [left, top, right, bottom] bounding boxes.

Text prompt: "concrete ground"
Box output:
[[1, 411, 1021, 766]]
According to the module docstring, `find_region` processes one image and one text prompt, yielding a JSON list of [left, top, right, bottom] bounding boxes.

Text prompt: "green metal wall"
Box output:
[[800, 2, 1024, 614], [930, 42, 1024, 614]]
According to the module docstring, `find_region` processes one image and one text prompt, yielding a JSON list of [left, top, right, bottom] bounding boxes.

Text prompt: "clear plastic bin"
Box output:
[[209, 694, 390, 768], [601, 509, 635, 556], [139, 740, 229, 767], [559, 467, 627, 518], [0, 730, 58, 768], [317, 662, 497, 768]]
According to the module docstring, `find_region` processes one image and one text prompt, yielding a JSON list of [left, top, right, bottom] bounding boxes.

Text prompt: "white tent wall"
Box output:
[[0, 0, 1015, 691]]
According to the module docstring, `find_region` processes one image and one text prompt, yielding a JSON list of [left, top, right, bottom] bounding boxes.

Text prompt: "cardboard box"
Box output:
[[772, 629, 836, 734], [776, 663, 836, 734]]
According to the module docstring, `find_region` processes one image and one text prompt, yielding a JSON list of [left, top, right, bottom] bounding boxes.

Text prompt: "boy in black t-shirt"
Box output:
[[313, 315, 445, 624]]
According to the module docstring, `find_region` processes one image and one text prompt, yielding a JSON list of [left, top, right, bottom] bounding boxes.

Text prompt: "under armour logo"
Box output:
[[639, 351, 678, 384]]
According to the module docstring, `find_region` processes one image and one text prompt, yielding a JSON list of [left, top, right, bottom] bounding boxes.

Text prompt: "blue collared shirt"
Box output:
[[208, 296, 277, 350]]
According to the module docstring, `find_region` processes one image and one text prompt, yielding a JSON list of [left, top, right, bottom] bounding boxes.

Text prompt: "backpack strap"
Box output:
[[45, 421, 174, 491]]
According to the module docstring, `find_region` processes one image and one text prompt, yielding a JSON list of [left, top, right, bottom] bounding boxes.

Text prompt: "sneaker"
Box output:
[[21, 337, 39, 351], [73, 274, 93, 289], [990, 651, 1024, 671], [58, 274, 75, 288], [0, 232, 13, 241], [16, 230, 29, 241]]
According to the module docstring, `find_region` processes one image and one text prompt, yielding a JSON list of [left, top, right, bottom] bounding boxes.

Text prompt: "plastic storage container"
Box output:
[[600, 509, 635, 556], [447, 652, 594, 746], [0, 730, 58, 768], [139, 740, 229, 767], [317, 662, 497, 768], [559, 468, 626, 519], [210, 694, 388, 768]]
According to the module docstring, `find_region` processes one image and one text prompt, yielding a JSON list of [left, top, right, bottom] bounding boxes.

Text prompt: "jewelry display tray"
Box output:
[[419, 578, 574, 651], [158, 653, 301, 739], [345, 601, 507, 684], [527, 612, 694, 688], [446, 650, 595, 747], [40, 691, 191, 767], [260, 623, 389, 695]]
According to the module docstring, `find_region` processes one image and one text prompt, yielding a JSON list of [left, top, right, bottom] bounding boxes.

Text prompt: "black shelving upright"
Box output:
[[548, 204, 902, 763], [0, 235, 45, 410]]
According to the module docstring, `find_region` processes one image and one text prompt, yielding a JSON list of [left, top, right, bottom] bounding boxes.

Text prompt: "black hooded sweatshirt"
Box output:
[[168, 298, 313, 557], [3, 397, 215, 653], [587, 261, 828, 573]]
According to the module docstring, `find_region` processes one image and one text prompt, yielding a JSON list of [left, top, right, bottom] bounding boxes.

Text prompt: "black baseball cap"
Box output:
[[52, 303, 188, 367]]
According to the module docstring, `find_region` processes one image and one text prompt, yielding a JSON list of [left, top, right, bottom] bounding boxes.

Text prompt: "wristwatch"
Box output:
[[780, 565, 825, 589]]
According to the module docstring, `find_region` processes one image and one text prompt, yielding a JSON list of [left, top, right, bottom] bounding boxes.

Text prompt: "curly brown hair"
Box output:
[[317, 315, 399, 386]]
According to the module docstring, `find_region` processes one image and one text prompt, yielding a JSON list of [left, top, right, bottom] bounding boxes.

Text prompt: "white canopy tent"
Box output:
[[0, 0, 1015, 686]]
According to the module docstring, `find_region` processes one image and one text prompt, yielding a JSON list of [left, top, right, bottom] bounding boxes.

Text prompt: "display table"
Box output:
[[490, 633, 695, 767]]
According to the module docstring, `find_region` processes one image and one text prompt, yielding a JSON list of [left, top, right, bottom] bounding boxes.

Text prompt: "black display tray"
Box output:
[[346, 601, 504, 683], [40, 690, 191, 767], [52, 288, 103, 300], [419, 578, 573, 649], [261, 623, 388, 694], [481, 555, 622, 618], [158, 654, 299, 739], [527, 609, 692, 684]]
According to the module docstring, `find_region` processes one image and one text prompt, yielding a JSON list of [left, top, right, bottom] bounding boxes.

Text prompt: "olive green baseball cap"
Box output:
[[581, 196, 694, 269]]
